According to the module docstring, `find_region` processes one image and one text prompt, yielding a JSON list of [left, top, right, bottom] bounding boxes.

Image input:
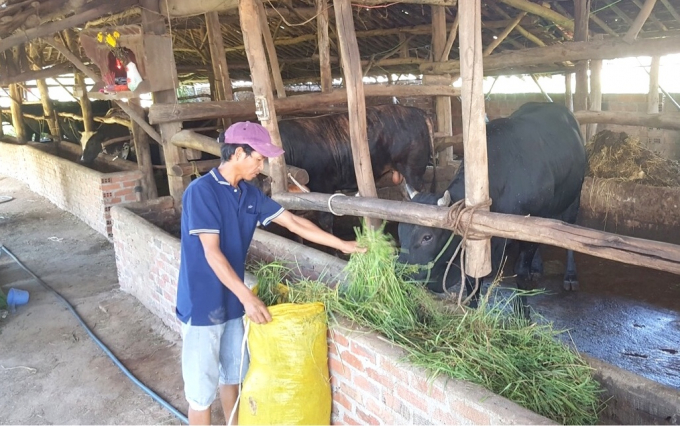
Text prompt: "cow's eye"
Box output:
[[422, 234, 433, 244]]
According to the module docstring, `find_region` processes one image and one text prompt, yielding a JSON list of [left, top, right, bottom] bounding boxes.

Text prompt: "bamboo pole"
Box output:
[[565, 72, 574, 111], [624, 0, 658, 43], [63, 29, 95, 134], [574, 111, 680, 130], [240, 0, 288, 194], [129, 98, 158, 200], [333, 0, 379, 229], [441, 12, 460, 61], [205, 11, 234, 131], [272, 192, 680, 276], [498, 0, 574, 31], [316, 0, 333, 92], [431, 5, 454, 165], [483, 11, 527, 56], [648, 56, 661, 113], [458, 0, 491, 278], [573, 0, 590, 140], [257, 0, 286, 98]]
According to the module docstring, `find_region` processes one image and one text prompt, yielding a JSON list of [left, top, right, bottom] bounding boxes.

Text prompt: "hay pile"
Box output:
[[252, 226, 603, 424], [586, 130, 680, 187]]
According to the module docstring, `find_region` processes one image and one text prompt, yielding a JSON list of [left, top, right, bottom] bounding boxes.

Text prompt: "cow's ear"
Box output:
[[405, 184, 419, 200], [437, 190, 451, 207]]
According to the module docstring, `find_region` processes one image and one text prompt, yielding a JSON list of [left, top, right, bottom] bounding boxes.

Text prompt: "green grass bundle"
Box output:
[[252, 225, 603, 424]]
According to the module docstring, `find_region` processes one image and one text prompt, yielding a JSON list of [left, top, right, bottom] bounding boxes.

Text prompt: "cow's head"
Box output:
[[80, 131, 100, 163], [397, 188, 464, 293]]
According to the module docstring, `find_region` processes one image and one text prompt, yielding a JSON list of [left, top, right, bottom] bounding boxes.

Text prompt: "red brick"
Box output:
[[122, 180, 137, 188], [365, 395, 394, 424], [379, 359, 410, 383], [396, 383, 429, 414], [114, 188, 134, 197], [350, 341, 376, 364], [340, 351, 365, 373], [451, 400, 491, 425], [354, 374, 379, 395], [356, 406, 380, 425], [433, 408, 460, 425], [366, 367, 393, 388], [333, 392, 353, 412], [330, 331, 349, 348], [411, 375, 445, 401], [329, 357, 351, 380], [101, 183, 122, 191], [343, 412, 361, 425], [339, 381, 360, 403], [109, 197, 122, 204], [163, 290, 173, 302]]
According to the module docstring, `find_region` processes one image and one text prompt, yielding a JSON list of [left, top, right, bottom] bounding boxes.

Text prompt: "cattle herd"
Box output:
[[4, 100, 588, 315]]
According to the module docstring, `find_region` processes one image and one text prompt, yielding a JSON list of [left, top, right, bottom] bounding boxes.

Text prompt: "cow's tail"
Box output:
[[425, 115, 437, 193]]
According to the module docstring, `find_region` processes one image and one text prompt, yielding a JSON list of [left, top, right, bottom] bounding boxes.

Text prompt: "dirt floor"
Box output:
[[1, 173, 679, 425], [0, 175, 201, 425]]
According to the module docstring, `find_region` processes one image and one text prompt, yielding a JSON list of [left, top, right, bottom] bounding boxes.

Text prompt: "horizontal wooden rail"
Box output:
[[273, 192, 680, 276]]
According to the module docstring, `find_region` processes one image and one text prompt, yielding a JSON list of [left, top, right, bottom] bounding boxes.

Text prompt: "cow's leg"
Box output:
[[559, 196, 581, 291], [514, 241, 540, 319]]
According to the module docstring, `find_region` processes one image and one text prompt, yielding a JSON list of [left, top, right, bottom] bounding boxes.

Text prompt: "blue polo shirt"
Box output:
[[176, 168, 285, 326]]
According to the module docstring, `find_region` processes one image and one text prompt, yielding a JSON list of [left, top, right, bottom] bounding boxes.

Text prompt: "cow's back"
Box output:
[[448, 102, 586, 218]]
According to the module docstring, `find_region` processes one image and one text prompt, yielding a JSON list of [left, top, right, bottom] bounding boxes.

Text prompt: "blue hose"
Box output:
[[0, 244, 189, 424]]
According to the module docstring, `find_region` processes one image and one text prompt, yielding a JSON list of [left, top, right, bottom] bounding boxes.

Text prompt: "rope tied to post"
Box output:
[[440, 198, 492, 307]]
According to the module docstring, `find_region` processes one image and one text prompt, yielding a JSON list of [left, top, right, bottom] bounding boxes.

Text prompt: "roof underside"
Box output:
[[2, 0, 680, 84]]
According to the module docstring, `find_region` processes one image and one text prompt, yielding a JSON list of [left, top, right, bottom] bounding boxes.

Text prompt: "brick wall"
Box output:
[[0, 142, 143, 238], [111, 200, 554, 425]]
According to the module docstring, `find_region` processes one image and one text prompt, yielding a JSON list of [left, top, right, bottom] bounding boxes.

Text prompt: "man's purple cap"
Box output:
[[218, 121, 284, 158]]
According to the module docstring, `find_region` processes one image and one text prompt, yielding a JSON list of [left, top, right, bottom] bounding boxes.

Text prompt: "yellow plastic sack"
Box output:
[[239, 301, 331, 425]]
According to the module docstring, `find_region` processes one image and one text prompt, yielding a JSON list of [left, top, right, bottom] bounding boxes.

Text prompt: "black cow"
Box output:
[[279, 104, 434, 232], [281, 104, 434, 194], [397, 102, 586, 316]]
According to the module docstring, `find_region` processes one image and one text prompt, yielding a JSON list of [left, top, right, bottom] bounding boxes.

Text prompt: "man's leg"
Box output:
[[181, 321, 226, 425], [219, 384, 240, 425], [219, 317, 250, 425]]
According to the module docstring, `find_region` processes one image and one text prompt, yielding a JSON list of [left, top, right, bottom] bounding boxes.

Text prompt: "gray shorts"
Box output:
[[181, 317, 250, 411]]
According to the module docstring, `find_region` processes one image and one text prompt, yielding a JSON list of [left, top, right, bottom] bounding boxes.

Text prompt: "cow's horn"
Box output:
[[437, 190, 451, 207], [405, 184, 419, 199]]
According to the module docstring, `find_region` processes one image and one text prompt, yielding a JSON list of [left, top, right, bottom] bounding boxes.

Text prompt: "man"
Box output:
[[176, 121, 364, 425]]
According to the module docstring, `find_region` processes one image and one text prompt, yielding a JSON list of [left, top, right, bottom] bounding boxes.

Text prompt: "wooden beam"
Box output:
[[0, 0, 139, 53], [9, 84, 26, 143], [624, 0, 658, 43], [205, 11, 234, 131], [632, 0, 666, 31], [574, 111, 680, 130], [257, 0, 286, 99], [317, 0, 333, 92], [498, 0, 574, 31], [272, 192, 680, 276], [586, 35, 603, 142], [149, 84, 461, 124], [589, 12, 618, 37], [431, 6, 454, 164], [0, 62, 72, 85], [605, 0, 634, 25], [483, 11, 527, 56], [458, 0, 491, 278], [419, 34, 680, 75], [441, 11, 460, 61], [333, 0, 379, 229], [648, 56, 661, 114], [141, 0, 189, 204], [240, 0, 288, 194], [44, 37, 162, 144], [660, 0, 680, 23], [63, 29, 95, 134]]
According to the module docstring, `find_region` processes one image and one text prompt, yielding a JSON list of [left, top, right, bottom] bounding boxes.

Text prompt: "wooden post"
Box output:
[[458, 0, 491, 278], [586, 35, 603, 142], [317, 0, 333, 92], [565, 72, 574, 111], [483, 11, 527, 56], [333, 0, 380, 229], [574, 0, 590, 140], [257, 0, 286, 98], [432, 5, 454, 164], [205, 11, 234, 131], [9, 83, 26, 143], [29, 43, 60, 143], [129, 98, 158, 200], [240, 0, 288, 194], [648, 56, 661, 113], [141, 0, 189, 204]]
